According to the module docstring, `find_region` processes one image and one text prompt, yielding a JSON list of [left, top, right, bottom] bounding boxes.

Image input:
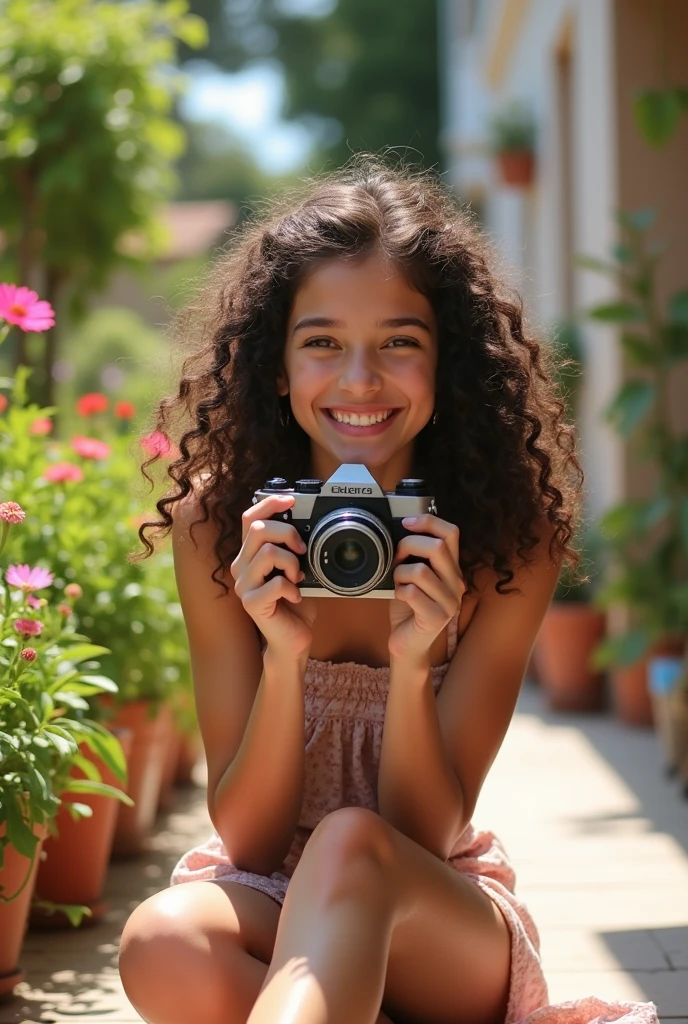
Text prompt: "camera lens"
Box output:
[[309, 509, 392, 596], [333, 538, 367, 574]]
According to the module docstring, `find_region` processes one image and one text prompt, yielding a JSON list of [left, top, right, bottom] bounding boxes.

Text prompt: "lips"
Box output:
[[323, 407, 401, 435]]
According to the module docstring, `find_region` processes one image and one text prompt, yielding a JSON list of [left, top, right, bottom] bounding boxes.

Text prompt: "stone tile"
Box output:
[[651, 928, 688, 970], [539, 929, 669, 972], [524, 885, 688, 930]]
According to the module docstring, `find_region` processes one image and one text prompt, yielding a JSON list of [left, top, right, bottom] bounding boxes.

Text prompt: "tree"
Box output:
[[0, 0, 207, 406], [166, 0, 441, 171]]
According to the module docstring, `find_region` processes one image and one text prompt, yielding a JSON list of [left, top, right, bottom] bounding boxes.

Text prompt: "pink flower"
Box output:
[[20, 648, 37, 662], [139, 430, 180, 459], [64, 582, 83, 599], [14, 618, 43, 637], [27, 594, 41, 609], [43, 462, 84, 483], [71, 435, 110, 460], [5, 564, 54, 592], [0, 394, 7, 414], [30, 417, 53, 436], [76, 392, 109, 416], [0, 284, 55, 332], [56, 603, 72, 617], [0, 501, 26, 524]]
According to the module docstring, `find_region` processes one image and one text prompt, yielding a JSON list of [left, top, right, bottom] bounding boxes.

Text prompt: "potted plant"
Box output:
[[489, 100, 537, 188], [580, 208, 688, 726], [0, 502, 130, 995], [535, 528, 607, 712], [1, 375, 187, 858]]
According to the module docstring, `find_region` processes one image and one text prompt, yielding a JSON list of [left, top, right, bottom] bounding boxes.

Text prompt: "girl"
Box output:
[[119, 157, 653, 1024]]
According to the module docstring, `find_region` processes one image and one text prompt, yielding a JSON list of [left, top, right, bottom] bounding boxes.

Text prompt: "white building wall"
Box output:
[[442, 0, 624, 521]]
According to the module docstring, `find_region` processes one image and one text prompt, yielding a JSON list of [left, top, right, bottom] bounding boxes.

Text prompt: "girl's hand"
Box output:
[[231, 494, 318, 660], [388, 515, 465, 665]]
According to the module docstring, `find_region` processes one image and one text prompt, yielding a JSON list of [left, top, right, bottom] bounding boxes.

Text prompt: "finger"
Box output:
[[402, 515, 460, 563], [241, 494, 295, 542], [242, 574, 302, 618], [233, 519, 306, 580], [234, 543, 304, 599], [393, 582, 445, 629], [394, 534, 465, 596], [393, 562, 458, 620]]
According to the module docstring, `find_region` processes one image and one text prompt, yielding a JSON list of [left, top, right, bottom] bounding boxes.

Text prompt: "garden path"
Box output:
[[2, 679, 688, 1023]]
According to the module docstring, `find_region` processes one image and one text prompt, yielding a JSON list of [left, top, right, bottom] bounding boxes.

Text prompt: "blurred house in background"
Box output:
[[90, 199, 236, 329], [441, 0, 688, 523]]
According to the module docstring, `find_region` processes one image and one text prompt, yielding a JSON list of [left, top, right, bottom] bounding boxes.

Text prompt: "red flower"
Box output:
[[43, 462, 84, 483], [0, 501, 25, 524], [114, 400, 136, 419], [30, 417, 53, 436], [76, 392, 109, 416], [0, 394, 7, 414], [64, 583, 83, 599], [71, 435, 110, 460], [14, 618, 43, 637], [0, 284, 55, 332], [20, 647, 37, 662], [56, 603, 72, 617]]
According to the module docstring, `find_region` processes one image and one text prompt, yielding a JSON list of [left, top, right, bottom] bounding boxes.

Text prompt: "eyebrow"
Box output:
[[292, 316, 432, 334]]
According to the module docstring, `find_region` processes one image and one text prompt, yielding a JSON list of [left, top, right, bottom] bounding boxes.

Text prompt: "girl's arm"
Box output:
[[172, 496, 307, 877], [379, 531, 560, 860]]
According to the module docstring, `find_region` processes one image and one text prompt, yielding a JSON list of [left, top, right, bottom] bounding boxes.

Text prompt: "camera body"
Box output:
[[252, 464, 436, 598]]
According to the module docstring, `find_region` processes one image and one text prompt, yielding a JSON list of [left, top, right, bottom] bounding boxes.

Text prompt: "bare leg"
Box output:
[[248, 807, 511, 1024]]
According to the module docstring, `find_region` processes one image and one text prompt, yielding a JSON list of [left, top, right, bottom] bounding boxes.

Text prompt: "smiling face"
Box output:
[[280, 250, 438, 491]]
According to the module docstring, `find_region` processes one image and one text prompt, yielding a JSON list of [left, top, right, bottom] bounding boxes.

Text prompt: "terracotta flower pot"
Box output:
[[610, 635, 686, 728], [0, 821, 46, 1001], [496, 149, 535, 187], [174, 729, 203, 787], [106, 700, 175, 859], [157, 723, 183, 813], [31, 728, 134, 929], [535, 602, 607, 711]]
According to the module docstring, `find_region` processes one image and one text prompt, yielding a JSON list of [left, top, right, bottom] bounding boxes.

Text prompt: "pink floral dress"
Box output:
[[171, 612, 658, 1024]]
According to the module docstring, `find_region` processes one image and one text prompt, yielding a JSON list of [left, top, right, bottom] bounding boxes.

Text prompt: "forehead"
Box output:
[[288, 253, 435, 324]]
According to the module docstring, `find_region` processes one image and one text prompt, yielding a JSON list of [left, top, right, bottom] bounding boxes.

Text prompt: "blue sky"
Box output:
[[179, 60, 314, 175]]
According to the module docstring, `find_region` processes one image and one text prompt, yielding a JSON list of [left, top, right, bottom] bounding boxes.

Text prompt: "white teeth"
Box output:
[[330, 409, 393, 426]]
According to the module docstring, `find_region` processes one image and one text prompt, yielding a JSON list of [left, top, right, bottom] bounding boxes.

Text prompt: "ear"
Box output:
[[276, 371, 289, 398]]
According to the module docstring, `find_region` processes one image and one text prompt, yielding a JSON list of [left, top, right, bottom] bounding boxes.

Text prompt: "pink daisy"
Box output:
[[43, 462, 84, 483], [0, 284, 55, 332], [0, 501, 25, 524], [71, 435, 110, 460], [27, 594, 41, 609], [14, 618, 43, 637], [5, 564, 54, 592]]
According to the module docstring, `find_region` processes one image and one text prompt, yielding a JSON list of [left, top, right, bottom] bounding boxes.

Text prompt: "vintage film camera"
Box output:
[[252, 464, 436, 598]]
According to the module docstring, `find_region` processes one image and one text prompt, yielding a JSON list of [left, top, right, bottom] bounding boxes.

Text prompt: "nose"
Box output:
[[338, 349, 382, 396]]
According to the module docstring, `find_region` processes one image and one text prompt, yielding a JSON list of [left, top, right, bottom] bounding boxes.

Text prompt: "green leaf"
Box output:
[[634, 89, 683, 147], [82, 727, 128, 784], [32, 899, 92, 927], [679, 497, 688, 556], [52, 645, 111, 666], [588, 302, 643, 324], [63, 779, 134, 806], [576, 255, 617, 274], [173, 13, 209, 49], [668, 289, 688, 326], [3, 795, 37, 860], [603, 379, 656, 436], [44, 725, 77, 759], [663, 323, 688, 360], [618, 207, 658, 233], [591, 628, 651, 670], [621, 332, 656, 366], [74, 674, 118, 694]]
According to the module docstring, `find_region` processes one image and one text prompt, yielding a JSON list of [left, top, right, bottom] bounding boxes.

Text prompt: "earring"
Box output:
[[432, 410, 438, 426], [279, 399, 291, 428]]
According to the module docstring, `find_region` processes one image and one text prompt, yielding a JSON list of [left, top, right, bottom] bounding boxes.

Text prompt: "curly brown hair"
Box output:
[[132, 154, 585, 596]]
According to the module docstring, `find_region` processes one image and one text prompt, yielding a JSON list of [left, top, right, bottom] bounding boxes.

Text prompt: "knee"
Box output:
[[304, 808, 396, 899], [119, 886, 243, 1024]]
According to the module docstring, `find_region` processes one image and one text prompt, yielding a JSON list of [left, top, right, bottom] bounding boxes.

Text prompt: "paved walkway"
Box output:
[[2, 678, 688, 1023]]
